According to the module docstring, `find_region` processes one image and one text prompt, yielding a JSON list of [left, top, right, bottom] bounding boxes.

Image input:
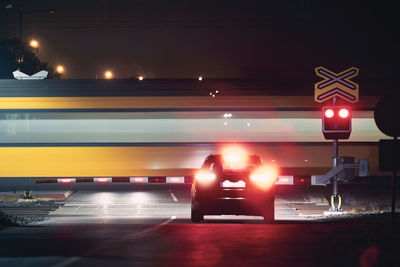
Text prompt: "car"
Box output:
[[191, 153, 277, 223]]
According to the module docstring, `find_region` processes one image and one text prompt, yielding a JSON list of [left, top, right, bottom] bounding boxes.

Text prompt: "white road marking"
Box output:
[[169, 192, 178, 202]]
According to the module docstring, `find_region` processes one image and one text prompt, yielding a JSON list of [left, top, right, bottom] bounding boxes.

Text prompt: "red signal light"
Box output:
[[322, 106, 352, 139], [338, 108, 349, 118], [324, 109, 334, 118]]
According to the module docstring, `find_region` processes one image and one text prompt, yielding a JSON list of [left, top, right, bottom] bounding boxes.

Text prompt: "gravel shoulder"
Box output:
[[0, 199, 64, 226]]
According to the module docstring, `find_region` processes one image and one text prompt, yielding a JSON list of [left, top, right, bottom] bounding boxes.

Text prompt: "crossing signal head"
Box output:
[[322, 106, 352, 139]]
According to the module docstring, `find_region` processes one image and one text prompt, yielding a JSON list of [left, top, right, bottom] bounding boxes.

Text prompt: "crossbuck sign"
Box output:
[[314, 66, 359, 103]]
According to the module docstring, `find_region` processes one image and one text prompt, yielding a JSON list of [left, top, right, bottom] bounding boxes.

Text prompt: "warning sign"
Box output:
[[314, 67, 359, 103]]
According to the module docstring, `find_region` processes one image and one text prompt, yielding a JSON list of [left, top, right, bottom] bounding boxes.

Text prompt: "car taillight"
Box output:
[[195, 170, 216, 185], [250, 166, 278, 190]]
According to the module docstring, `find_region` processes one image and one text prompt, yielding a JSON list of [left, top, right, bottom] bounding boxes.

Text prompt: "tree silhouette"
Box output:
[[0, 38, 60, 79]]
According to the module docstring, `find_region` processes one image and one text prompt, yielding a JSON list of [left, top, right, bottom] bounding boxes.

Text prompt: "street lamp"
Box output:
[[104, 70, 113, 79], [19, 8, 56, 40], [30, 39, 39, 48], [56, 65, 64, 74]]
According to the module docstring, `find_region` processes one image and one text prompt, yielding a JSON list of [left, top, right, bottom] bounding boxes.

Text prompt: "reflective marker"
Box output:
[[275, 176, 294, 185], [94, 177, 112, 183], [167, 177, 184, 183], [58, 178, 76, 183], [130, 177, 148, 183]]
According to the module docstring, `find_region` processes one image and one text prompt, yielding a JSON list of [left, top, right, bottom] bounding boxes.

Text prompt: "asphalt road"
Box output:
[[0, 186, 399, 266], [42, 185, 300, 222]]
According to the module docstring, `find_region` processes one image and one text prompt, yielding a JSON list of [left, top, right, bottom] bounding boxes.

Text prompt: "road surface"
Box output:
[[0, 186, 399, 266]]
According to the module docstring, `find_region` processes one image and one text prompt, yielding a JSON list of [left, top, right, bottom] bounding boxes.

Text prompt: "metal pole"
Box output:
[[333, 139, 338, 196], [330, 96, 341, 211], [391, 136, 397, 224]]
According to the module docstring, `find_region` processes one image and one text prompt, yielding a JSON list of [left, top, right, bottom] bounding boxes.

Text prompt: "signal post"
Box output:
[[315, 66, 359, 212]]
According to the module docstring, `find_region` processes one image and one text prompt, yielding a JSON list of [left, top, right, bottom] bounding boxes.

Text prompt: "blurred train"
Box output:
[[0, 79, 386, 178]]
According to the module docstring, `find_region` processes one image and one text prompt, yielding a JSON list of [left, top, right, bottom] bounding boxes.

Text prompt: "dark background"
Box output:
[[0, 0, 399, 91]]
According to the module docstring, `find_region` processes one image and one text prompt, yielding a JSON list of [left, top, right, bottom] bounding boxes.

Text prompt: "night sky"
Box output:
[[0, 0, 399, 84]]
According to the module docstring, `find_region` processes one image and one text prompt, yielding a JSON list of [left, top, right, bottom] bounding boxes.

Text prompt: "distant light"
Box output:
[[198, 76, 203, 81], [212, 94, 216, 97], [215, 90, 219, 94], [138, 75, 144, 81], [223, 113, 232, 118], [104, 70, 113, 79], [304, 159, 308, 162], [209, 92, 213, 96], [247, 122, 251, 127], [271, 159, 276, 162], [224, 122, 228, 126], [56, 65, 64, 74], [30, 39, 39, 48], [4, 3, 13, 9]]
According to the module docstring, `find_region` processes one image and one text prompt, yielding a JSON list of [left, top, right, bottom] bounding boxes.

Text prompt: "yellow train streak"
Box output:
[[0, 144, 379, 178]]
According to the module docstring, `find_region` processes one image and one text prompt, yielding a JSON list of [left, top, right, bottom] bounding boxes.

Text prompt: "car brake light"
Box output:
[[195, 170, 216, 184], [250, 166, 278, 190], [221, 146, 248, 169]]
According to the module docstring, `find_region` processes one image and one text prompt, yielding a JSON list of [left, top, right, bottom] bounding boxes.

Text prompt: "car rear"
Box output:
[[191, 154, 277, 223]]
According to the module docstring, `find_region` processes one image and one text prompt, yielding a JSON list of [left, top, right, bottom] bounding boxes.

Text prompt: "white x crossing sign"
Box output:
[[314, 66, 359, 103]]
